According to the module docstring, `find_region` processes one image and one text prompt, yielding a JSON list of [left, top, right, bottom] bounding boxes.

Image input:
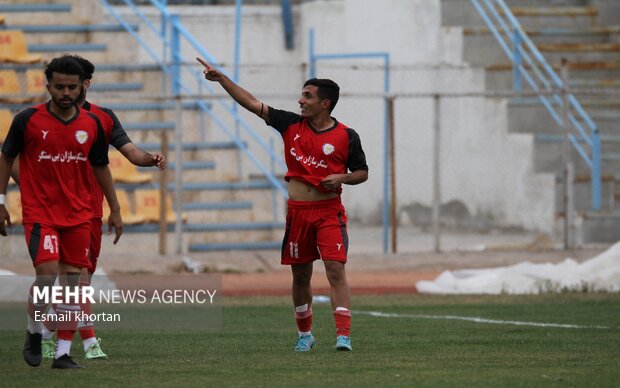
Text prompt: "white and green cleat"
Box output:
[[85, 338, 108, 360], [41, 339, 56, 359]]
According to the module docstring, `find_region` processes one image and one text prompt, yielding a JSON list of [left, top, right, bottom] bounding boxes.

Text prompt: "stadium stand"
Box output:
[[134, 189, 186, 224], [108, 150, 153, 184], [25, 69, 45, 97], [0, 30, 41, 63], [102, 189, 146, 225], [0, 70, 20, 101], [0, 109, 11, 141]]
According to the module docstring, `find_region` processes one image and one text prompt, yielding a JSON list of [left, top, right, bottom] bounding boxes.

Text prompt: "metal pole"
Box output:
[[513, 28, 522, 92], [432, 94, 441, 253], [561, 58, 573, 250], [234, 0, 243, 179], [388, 96, 397, 253], [174, 95, 183, 255], [159, 129, 169, 256]]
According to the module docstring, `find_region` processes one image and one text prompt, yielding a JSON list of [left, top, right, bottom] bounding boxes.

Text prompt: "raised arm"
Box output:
[[196, 57, 268, 121]]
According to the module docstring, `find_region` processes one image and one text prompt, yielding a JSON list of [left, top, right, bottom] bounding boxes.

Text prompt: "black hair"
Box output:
[[304, 78, 340, 112], [67, 54, 95, 80], [44, 55, 85, 82]]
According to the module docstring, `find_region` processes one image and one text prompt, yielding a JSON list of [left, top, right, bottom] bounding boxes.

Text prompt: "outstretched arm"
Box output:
[[196, 57, 268, 121], [118, 143, 166, 170]]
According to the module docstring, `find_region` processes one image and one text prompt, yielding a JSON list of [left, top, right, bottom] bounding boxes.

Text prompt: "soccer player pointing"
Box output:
[[198, 57, 368, 352]]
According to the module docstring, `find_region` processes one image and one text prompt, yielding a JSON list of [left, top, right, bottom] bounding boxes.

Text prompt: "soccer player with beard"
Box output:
[[32, 55, 167, 361], [0, 56, 123, 369]]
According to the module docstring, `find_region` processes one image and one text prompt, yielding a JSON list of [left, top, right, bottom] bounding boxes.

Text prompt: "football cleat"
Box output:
[[41, 339, 56, 359], [52, 354, 84, 369], [84, 338, 108, 360], [23, 331, 42, 367], [294, 334, 315, 352], [335, 335, 352, 351]]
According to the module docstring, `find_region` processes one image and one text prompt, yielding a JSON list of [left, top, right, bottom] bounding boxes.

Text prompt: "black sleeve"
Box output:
[[87, 113, 109, 166], [1, 108, 37, 157], [102, 107, 132, 149], [346, 128, 368, 172], [265, 107, 302, 134]]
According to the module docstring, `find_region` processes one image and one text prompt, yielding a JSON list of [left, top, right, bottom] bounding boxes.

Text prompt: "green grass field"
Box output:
[[1, 293, 619, 387]]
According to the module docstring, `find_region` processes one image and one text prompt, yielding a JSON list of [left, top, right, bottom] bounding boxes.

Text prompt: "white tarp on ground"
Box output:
[[416, 241, 620, 294]]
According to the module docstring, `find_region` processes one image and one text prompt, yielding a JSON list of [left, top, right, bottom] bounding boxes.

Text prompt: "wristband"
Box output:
[[0, 194, 5, 206]]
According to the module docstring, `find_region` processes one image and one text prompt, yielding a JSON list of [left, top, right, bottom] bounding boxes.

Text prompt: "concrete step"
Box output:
[[188, 241, 281, 252], [0, 4, 71, 12], [580, 211, 620, 243]]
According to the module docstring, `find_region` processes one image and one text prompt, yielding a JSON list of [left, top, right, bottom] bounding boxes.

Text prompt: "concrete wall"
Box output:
[[111, 0, 555, 232]]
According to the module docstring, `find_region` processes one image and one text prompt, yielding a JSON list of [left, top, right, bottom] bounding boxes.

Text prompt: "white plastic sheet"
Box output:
[[416, 241, 620, 294]]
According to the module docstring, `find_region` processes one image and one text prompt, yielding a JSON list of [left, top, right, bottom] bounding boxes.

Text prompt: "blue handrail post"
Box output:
[[592, 131, 602, 210], [169, 15, 181, 96], [307, 28, 391, 252], [281, 0, 294, 50], [512, 28, 522, 92], [309, 28, 316, 78]]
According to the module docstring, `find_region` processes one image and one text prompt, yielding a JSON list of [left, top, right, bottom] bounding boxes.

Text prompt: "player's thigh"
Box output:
[[281, 208, 319, 264], [316, 207, 348, 262], [58, 221, 92, 270], [24, 223, 60, 266]]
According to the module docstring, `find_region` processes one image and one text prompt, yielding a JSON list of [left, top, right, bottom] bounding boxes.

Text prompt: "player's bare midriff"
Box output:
[[288, 178, 338, 201]]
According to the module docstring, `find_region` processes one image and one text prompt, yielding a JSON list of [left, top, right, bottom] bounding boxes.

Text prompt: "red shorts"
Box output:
[[281, 197, 348, 265], [24, 221, 92, 269], [89, 218, 103, 273]]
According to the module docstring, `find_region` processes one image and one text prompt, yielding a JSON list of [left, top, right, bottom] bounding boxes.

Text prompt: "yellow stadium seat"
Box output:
[[108, 150, 153, 184], [134, 189, 186, 224], [0, 30, 41, 64], [25, 69, 46, 99], [102, 189, 146, 225], [6, 191, 22, 225], [0, 70, 35, 103], [0, 109, 12, 142], [0, 69, 20, 95]]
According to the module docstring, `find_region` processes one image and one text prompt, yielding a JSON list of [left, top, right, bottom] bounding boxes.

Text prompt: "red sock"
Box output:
[[78, 281, 95, 340], [333, 308, 351, 337], [294, 304, 312, 333]]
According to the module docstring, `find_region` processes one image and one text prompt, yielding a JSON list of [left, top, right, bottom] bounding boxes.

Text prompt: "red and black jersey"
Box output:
[[83, 101, 132, 217], [1, 102, 108, 227], [266, 107, 368, 194]]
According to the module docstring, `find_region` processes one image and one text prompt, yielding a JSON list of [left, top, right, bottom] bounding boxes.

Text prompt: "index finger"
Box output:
[[196, 57, 210, 68]]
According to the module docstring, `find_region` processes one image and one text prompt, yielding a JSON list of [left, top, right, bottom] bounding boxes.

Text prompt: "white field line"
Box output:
[[354, 310, 612, 329]]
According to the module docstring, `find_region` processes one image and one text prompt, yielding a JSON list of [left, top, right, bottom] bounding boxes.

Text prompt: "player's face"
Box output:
[[298, 85, 327, 118], [46, 72, 81, 111]]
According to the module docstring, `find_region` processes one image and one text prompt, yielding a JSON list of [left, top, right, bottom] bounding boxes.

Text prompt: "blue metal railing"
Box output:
[[308, 29, 392, 253], [471, 0, 601, 210], [98, 0, 287, 198]]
